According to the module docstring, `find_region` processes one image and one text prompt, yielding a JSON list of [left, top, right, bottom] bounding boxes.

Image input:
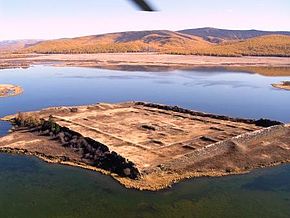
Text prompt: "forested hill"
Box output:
[[178, 27, 290, 43], [2, 28, 290, 57]]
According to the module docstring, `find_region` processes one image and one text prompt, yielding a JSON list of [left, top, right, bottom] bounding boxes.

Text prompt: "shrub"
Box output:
[[15, 113, 41, 127]]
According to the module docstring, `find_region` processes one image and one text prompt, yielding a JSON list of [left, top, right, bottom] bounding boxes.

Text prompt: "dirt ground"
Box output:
[[1, 102, 289, 190]]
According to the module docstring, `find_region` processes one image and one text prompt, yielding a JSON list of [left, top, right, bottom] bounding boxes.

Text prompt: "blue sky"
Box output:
[[0, 0, 289, 40]]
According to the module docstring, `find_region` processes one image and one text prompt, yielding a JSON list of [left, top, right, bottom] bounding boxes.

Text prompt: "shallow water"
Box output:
[[0, 66, 290, 217]]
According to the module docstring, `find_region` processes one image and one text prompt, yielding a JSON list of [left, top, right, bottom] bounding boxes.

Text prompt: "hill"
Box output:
[[11, 29, 290, 57], [0, 40, 42, 52], [178, 27, 290, 43], [24, 30, 211, 54], [205, 35, 290, 57], [170, 35, 290, 57]]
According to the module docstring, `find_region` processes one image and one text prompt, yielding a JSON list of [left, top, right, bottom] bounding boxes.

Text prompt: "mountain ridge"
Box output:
[[23, 30, 211, 54], [1, 28, 290, 57], [178, 27, 290, 43]]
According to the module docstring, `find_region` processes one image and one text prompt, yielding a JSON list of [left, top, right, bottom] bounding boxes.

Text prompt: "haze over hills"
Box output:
[[0, 40, 42, 52], [1, 28, 290, 57]]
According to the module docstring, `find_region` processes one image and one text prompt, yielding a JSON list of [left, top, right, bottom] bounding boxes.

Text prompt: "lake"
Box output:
[[0, 66, 289, 218]]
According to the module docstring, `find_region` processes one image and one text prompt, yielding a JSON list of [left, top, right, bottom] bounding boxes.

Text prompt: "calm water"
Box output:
[[0, 66, 289, 122], [0, 66, 290, 218]]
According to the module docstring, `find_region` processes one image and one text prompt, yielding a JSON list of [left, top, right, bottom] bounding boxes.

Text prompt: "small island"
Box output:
[[0, 102, 289, 190], [272, 81, 290, 91], [0, 84, 23, 97]]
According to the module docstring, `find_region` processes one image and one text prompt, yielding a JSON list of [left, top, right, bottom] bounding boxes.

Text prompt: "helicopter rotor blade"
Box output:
[[129, 0, 155, 11]]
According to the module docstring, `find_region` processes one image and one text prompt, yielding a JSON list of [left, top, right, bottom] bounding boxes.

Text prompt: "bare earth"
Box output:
[[1, 53, 290, 75], [0, 84, 23, 97], [1, 102, 289, 190]]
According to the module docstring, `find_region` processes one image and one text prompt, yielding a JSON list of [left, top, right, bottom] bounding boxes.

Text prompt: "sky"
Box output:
[[0, 0, 289, 40]]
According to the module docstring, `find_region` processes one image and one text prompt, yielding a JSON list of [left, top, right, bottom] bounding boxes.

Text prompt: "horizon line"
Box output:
[[1, 27, 290, 41]]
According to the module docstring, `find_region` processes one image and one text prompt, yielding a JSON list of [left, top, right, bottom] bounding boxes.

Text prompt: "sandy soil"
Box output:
[[1, 102, 289, 190], [1, 53, 290, 75]]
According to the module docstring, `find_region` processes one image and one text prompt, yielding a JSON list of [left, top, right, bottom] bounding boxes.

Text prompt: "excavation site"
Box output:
[[0, 102, 289, 190]]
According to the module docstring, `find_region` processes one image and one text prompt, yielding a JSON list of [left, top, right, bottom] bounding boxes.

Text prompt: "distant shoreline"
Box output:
[[1, 53, 290, 76]]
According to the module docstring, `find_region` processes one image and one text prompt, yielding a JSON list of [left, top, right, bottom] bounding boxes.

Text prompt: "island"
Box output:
[[0, 102, 289, 190], [0, 84, 23, 97], [272, 81, 290, 91]]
